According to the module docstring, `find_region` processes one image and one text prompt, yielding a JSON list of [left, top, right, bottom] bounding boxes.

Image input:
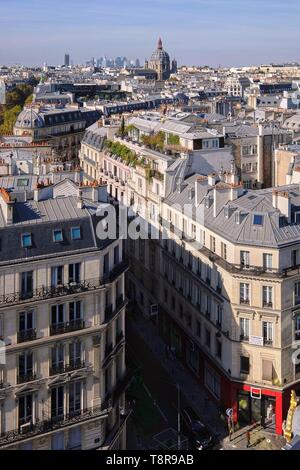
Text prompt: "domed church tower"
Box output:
[[147, 37, 171, 81]]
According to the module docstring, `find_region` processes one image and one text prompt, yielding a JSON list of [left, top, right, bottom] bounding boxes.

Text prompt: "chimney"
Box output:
[[273, 190, 291, 221], [77, 189, 83, 209], [208, 173, 218, 186], [0, 189, 13, 225]]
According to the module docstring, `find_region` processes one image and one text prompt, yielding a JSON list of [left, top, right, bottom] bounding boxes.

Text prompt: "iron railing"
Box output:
[[17, 329, 37, 344], [0, 261, 129, 308], [50, 319, 85, 336], [49, 361, 85, 376]]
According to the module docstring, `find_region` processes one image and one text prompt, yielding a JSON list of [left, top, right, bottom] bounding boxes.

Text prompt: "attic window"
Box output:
[[71, 227, 81, 240], [224, 206, 229, 218], [53, 229, 63, 242], [17, 178, 29, 187], [294, 212, 300, 224], [253, 214, 263, 226], [21, 233, 32, 248]]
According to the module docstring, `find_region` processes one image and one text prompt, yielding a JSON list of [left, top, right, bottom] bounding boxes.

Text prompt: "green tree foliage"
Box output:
[[0, 83, 34, 134], [104, 140, 138, 166], [141, 131, 165, 152]]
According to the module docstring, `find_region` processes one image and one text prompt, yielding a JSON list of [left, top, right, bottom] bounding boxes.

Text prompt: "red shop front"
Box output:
[[229, 383, 283, 435]]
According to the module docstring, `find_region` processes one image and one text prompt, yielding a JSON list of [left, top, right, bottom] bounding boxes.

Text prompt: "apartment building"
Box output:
[[0, 179, 129, 450], [80, 121, 300, 435]]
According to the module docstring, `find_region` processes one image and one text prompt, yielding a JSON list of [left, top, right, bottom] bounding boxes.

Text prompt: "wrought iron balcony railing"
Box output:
[[49, 361, 85, 377], [17, 329, 37, 344], [17, 373, 37, 385], [0, 261, 129, 308], [0, 403, 110, 447], [50, 319, 85, 336]]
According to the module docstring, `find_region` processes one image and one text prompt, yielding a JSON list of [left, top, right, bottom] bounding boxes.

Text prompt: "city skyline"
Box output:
[[1, 0, 300, 67]]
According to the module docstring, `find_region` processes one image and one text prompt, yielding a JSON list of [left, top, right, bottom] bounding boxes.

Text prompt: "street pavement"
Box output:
[[126, 309, 287, 451]]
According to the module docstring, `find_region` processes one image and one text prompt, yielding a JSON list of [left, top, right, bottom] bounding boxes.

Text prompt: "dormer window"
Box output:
[[224, 206, 229, 218], [253, 214, 263, 226], [22, 233, 32, 248], [71, 227, 81, 240], [53, 229, 63, 243]]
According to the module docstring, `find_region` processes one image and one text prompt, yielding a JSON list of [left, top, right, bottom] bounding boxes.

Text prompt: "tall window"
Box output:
[[263, 321, 273, 346], [69, 341, 82, 368], [103, 253, 109, 275], [21, 271, 33, 299], [240, 283, 250, 304], [19, 394, 33, 427], [18, 352, 33, 382], [51, 304, 65, 326], [69, 301, 82, 323], [51, 344, 64, 373], [221, 242, 227, 260], [295, 281, 300, 305], [263, 253, 273, 271], [69, 263, 80, 284], [51, 386, 64, 420], [216, 305, 223, 327], [69, 382, 82, 416], [240, 251, 250, 268], [51, 266, 63, 288], [295, 315, 300, 340], [240, 317, 250, 341], [292, 249, 299, 267], [262, 286, 273, 307], [19, 311, 33, 333], [210, 236, 216, 253]]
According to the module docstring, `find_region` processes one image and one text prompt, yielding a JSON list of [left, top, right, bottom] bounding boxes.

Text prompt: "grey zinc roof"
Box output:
[[164, 176, 300, 248], [0, 196, 113, 264]]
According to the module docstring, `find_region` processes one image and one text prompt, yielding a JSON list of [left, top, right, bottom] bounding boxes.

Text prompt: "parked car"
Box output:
[[181, 407, 214, 450]]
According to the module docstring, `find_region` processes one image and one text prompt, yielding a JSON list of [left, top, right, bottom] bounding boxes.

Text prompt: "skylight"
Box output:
[[253, 214, 263, 226]]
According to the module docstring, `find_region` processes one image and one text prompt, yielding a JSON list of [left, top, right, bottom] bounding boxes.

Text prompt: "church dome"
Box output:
[[15, 108, 44, 129], [150, 37, 170, 63]]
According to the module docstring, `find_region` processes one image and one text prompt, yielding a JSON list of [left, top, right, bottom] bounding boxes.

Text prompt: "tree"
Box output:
[[120, 116, 125, 138]]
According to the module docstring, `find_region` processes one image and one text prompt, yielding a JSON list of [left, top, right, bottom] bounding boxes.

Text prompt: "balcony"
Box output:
[[263, 301, 273, 308], [264, 339, 273, 347], [102, 260, 129, 284], [17, 373, 37, 384], [0, 403, 110, 447], [105, 297, 128, 323], [49, 361, 85, 377], [17, 329, 37, 344], [105, 343, 113, 357], [50, 319, 85, 336], [240, 298, 250, 305]]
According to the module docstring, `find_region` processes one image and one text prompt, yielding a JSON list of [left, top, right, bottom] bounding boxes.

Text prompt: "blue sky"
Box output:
[[1, 0, 300, 66]]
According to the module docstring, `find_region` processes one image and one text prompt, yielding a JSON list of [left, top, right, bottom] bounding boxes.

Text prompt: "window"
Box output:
[[51, 266, 63, 288], [240, 283, 250, 304], [263, 253, 273, 271], [51, 304, 65, 326], [19, 352, 33, 381], [69, 300, 82, 322], [69, 263, 80, 284], [295, 315, 300, 340], [263, 286, 273, 307], [103, 253, 109, 275], [216, 340, 222, 359], [196, 321, 201, 338], [240, 317, 250, 341], [240, 356, 250, 374], [114, 245, 120, 265], [253, 215, 263, 226], [292, 249, 299, 267], [240, 251, 250, 268], [53, 229, 63, 242], [17, 178, 29, 187], [21, 271, 33, 299], [205, 364, 220, 399], [51, 386, 64, 419], [216, 305, 223, 327], [205, 329, 211, 348], [71, 227, 81, 240], [263, 321, 273, 346], [21, 233, 32, 248], [221, 242, 227, 260], [69, 341, 82, 367], [210, 236, 216, 252], [19, 394, 33, 426], [19, 311, 34, 333], [69, 382, 81, 415], [51, 344, 64, 373]]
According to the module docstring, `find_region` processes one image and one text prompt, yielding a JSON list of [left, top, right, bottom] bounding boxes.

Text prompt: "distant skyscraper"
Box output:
[[64, 53, 70, 67], [135, 58, 140, 68]]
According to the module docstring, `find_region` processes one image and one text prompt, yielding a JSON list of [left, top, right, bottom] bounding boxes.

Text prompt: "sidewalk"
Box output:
[[128, 310, 227, 441]]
